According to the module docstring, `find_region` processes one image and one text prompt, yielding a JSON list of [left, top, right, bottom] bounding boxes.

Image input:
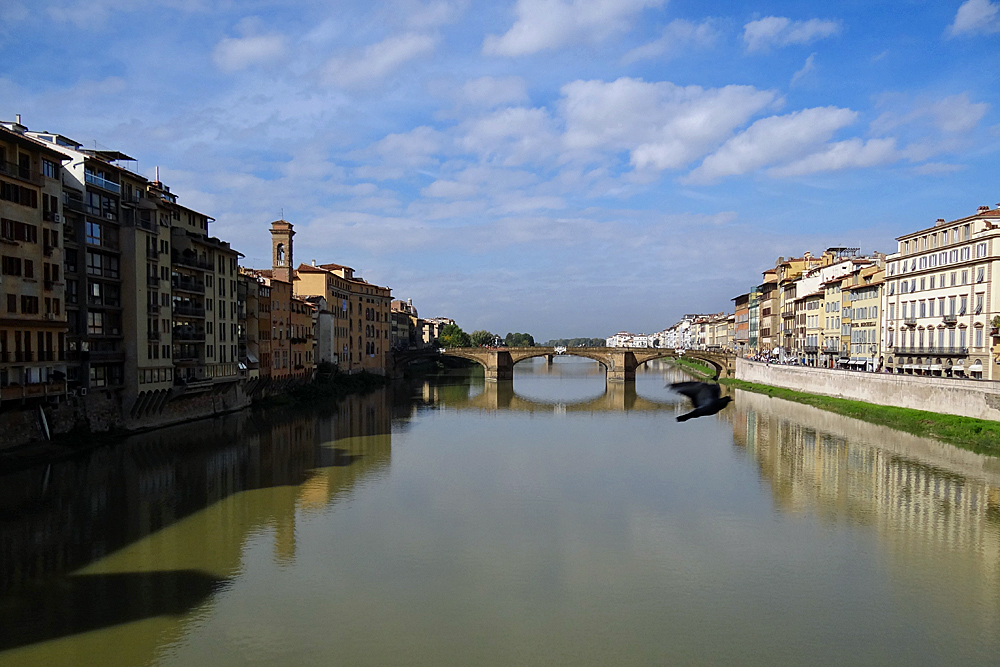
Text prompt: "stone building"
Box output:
[[0, 119, 69, 403], [883, 205, 1000, 379]]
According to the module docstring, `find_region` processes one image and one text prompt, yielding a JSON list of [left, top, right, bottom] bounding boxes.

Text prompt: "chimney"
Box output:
[[311, 259, 316, 266], [935, 218, 945, 226], [978, 205, 990, 214], [15, 114, 21, 125], [408, 298, 412, 306]]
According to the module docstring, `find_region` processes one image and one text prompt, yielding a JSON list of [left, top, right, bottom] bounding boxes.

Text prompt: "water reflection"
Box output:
[[726, 387, 1000, 613], [0, 390, 392, 652]]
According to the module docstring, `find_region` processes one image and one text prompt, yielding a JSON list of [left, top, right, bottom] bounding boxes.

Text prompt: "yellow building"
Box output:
[[0, 120, 69, 402]]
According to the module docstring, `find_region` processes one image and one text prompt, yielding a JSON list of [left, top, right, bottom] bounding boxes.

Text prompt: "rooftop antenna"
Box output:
[[155, 166, 159, 183]]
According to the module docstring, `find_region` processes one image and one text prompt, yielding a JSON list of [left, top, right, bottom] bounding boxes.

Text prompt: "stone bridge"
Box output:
[[394, 346, 735, 382]]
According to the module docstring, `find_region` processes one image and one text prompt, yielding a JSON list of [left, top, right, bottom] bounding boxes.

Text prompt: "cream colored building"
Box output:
[[845, 266, 883, 372], [883, 205, 1000, 379]]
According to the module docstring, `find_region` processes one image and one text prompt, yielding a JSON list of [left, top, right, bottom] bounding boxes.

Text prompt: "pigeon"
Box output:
[[669, 382, 732, 422]]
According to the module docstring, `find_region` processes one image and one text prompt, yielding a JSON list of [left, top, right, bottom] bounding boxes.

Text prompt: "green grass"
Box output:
[[669, 357, 717, 379], [720, 378, 1000, 456]]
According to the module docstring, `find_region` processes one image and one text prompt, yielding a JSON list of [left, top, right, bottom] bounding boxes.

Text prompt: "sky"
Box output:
[[1, 0, 999, 340]]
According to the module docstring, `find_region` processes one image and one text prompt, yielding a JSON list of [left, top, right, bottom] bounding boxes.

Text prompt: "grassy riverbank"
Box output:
[[265, 370, 390, 405], [721, 378, 1000, 456], [669, 357, 717, 379]]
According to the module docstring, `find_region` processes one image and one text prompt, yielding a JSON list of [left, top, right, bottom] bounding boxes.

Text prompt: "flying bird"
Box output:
[[669, 382, 732, 422]]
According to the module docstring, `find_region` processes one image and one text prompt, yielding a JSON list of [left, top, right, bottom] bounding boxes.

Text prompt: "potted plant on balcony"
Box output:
[[992, 315, 1000, 337]]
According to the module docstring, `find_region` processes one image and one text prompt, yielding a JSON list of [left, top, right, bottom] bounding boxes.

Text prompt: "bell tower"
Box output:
[[270, 219, 294, 283]]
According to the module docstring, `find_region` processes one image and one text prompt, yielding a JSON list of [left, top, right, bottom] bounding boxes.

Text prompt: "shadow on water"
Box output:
[[0, 389, 397, 652], [0, 570, 228, 652]]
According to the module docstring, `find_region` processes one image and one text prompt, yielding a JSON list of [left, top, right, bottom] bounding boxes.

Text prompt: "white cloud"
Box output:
[[790, 53, 816, 86], [948, 0, 1000, 36], [460, 106, 560, 166], [743, 16, 840, 52], [767, 137, 898, 177], [461, 76, 529, 107], [621, 18, 719, 64], [422, 179, 479, 198], [483, 0, 663, 56], [213, 34, 287, 72], [686, 106, 858, 183], [325, 32, 436, 87], [559, 78, 778, 171], [402, 0, 467, 28], [871, 93, 989, 135]]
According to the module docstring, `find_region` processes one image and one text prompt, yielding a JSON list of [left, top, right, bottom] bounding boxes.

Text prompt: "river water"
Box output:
[[2, 357, 1000, 666]]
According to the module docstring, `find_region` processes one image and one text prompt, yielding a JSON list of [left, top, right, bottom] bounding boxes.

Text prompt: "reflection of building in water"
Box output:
[[728, 389, 1000, 582], [0, 388, 392, 594]]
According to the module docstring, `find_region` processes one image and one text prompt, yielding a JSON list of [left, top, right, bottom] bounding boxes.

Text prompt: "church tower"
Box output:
[[270, 219, 294, 283]]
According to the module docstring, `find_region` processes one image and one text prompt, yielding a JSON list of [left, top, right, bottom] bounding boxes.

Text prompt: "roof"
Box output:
[[0, 125, 69, 161]]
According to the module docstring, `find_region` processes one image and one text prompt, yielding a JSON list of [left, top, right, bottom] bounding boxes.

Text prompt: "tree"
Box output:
[[504, 332, 535, 347], [470, 330, 497, 347], [438, 323, 472, 348]]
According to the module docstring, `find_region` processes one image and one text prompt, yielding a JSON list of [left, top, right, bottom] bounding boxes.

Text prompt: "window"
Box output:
[[1, 256, 21, 276], [90, 366, 107, 388], [976, 328, 984, 348], [23, 259, 32, 278], [87, 311, 104, 335], [977, 267, 985, 283], [976, 294, 984, 314], [86, 221, 102, 245], [42, 159, 57, 179], [962, 270, 968, 285]]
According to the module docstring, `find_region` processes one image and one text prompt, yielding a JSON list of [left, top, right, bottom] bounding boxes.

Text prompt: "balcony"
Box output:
[[171, 277, 205, 294], [147, 303, 160, 315], [43, 244, 54, 257], [146, 275, 160, 288], [85, 171, 121, 194], [0, 381, 67, 402], [173, 303, 205, 318], [89, 349, 125, 362], [148, 330, 161, 341], [85, 204, 117, 222], [146, 246, 158, 259], [0, 160, 44, 186], [172, 251, 214, 271], [804, 345, 819, 353], [942, 314, 957, 325], [64, 197, 85, 214], [892, 346, 968, 356], [172, 329, 205, 341], [903, 317, 916, 327]]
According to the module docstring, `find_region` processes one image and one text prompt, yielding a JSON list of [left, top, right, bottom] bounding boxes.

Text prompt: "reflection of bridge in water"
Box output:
[[395, 347, 735, 382], [425, 379, 682, 414]]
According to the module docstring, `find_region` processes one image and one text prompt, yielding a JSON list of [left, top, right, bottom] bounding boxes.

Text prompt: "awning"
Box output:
[[929, 364, 942, 370], [246, 349, 259, 364], [969, 360, 984, 372]]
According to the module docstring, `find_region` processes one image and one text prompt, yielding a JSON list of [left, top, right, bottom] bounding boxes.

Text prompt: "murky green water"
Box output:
[[2, 358, 1000, 666]]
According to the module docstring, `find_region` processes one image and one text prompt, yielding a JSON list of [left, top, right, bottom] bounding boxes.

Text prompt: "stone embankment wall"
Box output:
[[736, 358, 1000, 421]]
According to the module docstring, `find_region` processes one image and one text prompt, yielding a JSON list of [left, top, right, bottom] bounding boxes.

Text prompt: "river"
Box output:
[[1, 357, 999, 666]]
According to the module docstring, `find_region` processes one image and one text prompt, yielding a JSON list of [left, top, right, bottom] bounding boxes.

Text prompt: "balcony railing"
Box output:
[[64, 198, 85, 213], [891, 346, 968, 356], [803, 345, 819, 353], [146, 275, 160, 288], [0, 160, 44, 186], [85, 171, 121, 194], [0, 381, 67, 402], [172, 252, 214, 271], [148, 330, 161, 341], [903, 317, 916, 326], [942, 314, 957, 325], [85, 204, 117, 221], [173, 329, 205, 341], [147, 303, 160, 315], [171, 277, 205, 294], [173, 304, 206, 318]]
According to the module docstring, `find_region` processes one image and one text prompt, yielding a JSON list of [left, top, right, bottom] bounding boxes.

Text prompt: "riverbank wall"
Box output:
[[736, 358, 1000, 421]]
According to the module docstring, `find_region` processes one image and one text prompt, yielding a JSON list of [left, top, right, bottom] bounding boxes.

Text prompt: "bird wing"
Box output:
[[670, 382, 707, 404]]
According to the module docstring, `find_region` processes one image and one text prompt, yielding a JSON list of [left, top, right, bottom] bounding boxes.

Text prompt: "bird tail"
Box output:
[[676, 413, 691, 422]]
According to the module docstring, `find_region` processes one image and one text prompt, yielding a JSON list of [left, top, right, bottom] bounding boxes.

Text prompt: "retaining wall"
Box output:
[[736, 358, 1000, 422]]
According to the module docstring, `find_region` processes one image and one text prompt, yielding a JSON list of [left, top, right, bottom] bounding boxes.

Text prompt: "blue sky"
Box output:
[[2, 0, 999, 339]]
